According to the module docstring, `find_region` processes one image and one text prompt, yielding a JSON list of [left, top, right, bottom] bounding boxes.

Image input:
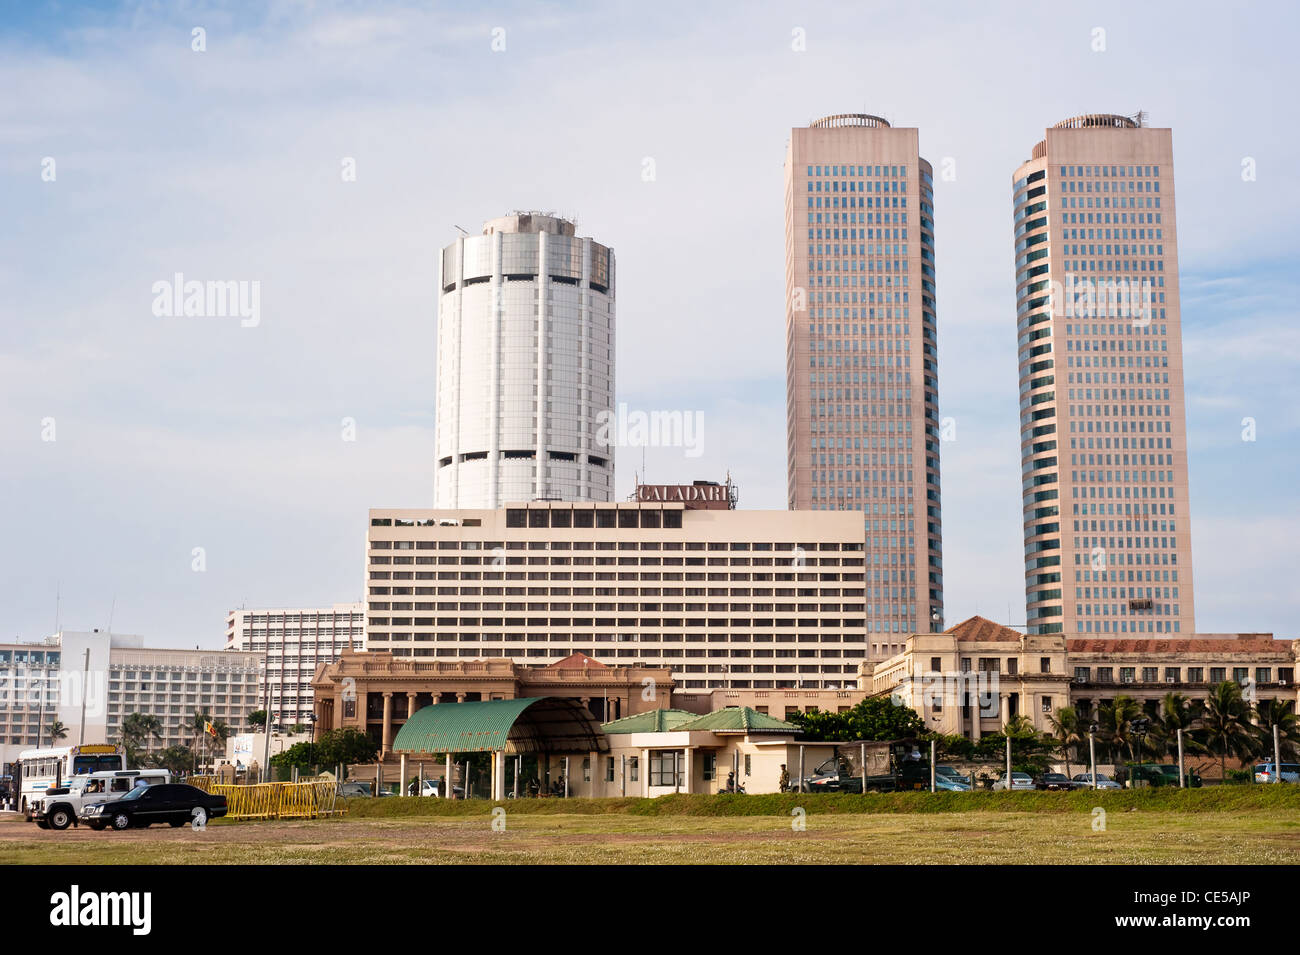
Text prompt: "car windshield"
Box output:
[[118, 786, 148, 800]]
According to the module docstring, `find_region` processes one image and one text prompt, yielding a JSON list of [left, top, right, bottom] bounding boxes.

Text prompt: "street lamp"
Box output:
[[308, 713, 318, 773], [1131, 717, 1151, 788], [1088, 722, 1099, 790]]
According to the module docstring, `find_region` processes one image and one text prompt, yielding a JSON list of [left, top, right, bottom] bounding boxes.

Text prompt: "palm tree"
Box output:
[[1152, 692, 1204, 761], [1254, 698, 1298, 762], [1099, 696, 1142, 764], [1045, 706, 1082, 778], [47, 720, 68, 743], [119, 712, 164, 765], [1197, 681, 1260, 780]]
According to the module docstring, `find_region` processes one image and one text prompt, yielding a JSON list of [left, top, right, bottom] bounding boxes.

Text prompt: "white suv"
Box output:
[[33, 770, 171, 830]]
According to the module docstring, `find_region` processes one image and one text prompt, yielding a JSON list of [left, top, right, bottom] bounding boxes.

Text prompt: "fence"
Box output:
[[186, 778, 342, 820]]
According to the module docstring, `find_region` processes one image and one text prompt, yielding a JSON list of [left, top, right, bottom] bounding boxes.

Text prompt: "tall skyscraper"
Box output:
[[1012, 113, 1195, 636], [435, 213, 615, 508], [783, 114, 943, 657]]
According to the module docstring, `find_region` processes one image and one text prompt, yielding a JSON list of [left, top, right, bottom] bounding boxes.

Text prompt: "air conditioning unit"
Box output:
[[1166, 676, 1176, 684], [1280, 679, 1289, 686]]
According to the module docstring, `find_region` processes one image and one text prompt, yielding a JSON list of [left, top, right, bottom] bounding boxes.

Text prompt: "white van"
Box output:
[[33, 769, 172, 830]]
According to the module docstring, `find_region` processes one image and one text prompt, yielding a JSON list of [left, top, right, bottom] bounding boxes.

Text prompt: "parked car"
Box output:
[[934, 775, 971, 792], [1127, 763, 1202, 788], [992, 772, 1034, 791], [410, 778, 464, 798], [1072, 772, 1121, 790], [935, 765, 971, 786], [33, 769, 171, 830], [338, 781, 372, 798], [1254, 762, 1300, 784], [81, 783, 227, 830], [1033, 772, 1075, 791]]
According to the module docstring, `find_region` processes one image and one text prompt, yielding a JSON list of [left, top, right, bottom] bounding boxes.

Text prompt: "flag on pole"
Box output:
[[204, 720, 217, 738]]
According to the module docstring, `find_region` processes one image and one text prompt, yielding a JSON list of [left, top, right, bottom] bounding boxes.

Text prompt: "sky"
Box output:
[[1, 0, 1297, 649]]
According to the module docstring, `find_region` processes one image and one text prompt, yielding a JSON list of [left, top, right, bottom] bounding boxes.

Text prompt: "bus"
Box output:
[[16, 744, 126, 818]]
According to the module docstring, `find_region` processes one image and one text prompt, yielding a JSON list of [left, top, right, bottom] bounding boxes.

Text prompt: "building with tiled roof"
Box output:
[[864, 616, 1297, 740]]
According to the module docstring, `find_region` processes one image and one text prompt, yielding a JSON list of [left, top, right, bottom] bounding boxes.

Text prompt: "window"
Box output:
[[582, 757, 591, 782], [629, 756, 639, 782], [1040, 657, 1051, 674], [1142, 667, 1159, 683], [1188, 667, 1204, 683], [1007, 658, 1018, 676], [1097, 667, 1113, 683], [649, 750, 680, 787], [930, 657, 941, 672], [605, 757, 615, 782], [1210, 668, 1226, 684], [744, 754, 752, 776], [1120, 667, 1135, 684], [702, 753, 716, 781], [1041, 696, 1052, 714], [1233, 668, 1249, 685], [1164, 668, 1180, 683], [1256, 668, 1272, 684], [1075, 667, 1090, 683]]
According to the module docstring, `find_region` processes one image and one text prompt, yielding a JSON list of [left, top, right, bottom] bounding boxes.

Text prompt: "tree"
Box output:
[[1151, 692, 1204, 761], [119, 712, 164, 765], [1098, 696, 1142, 764], [189, 711, 230, 772], [152, 745, 195, 777], [1255, 698, 1299, 761], [47, 720, 68, 743], [783, 696, 926, 742], [247, 710, 268, 731], [1197, 681, 1260, 779], [1045, 706, 1082, 778], [314, 728, 380, 768]]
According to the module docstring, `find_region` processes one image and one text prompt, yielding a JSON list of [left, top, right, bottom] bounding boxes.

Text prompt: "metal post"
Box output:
[[620, 754, 626, 797], [861, 743, 867, 794], [1089, 732, 1098, 790], [1177, 728, 1185, 788], [930, 739, 936, 793], [1006, 736, 1012, 789], [77, 647, 90, 746], [418, 761, 424, 796], [514, 755, 520, 799], [1274, 724, 1283, 784], [445, 753, 452, 798], [563, 756, 569, 798], [261, 652, 271, 783], [797, 745, 805, 794]]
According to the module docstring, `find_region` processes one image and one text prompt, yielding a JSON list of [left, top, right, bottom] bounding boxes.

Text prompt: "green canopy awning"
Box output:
[[392, 697, 608, 754]]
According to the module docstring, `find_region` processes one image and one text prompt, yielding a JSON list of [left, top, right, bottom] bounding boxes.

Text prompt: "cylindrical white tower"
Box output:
[[435, 212, 616, 508]]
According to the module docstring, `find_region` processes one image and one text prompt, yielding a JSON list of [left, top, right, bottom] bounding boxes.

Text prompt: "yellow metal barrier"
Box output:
[[184, 779, 342, 820]]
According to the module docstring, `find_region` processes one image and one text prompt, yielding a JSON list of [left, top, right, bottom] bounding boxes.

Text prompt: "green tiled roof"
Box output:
[[392, 697, 607, 754], [674, 706, 799, 734], [600, 708, 699, 734]]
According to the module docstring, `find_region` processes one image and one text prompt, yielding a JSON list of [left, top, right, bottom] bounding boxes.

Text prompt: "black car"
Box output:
[[1034, 772, 1076, 791], [80, 783, 228, 831]]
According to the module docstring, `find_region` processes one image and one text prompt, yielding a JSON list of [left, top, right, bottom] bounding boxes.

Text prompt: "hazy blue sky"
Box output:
[[2, 0, 1296, 648]]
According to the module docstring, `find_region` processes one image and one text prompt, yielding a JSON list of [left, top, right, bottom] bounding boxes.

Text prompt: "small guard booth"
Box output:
[[390, 696, 608, 799]]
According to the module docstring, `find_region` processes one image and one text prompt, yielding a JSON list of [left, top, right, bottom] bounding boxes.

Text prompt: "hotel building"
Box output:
[[224, 603, 366, 727], [1012, 114, 1195, 636], [434, 212, 616, 508], [783, 113, 943, 655], [364, 499, 869, 703]]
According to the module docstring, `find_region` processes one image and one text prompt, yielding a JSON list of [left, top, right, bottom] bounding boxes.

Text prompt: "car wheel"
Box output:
[[36, 819, 49, 829], [169, 820, 185, 827], [88, 822, 105, 831], [111, 812, 131, 830], [48, 808, 73, 831]]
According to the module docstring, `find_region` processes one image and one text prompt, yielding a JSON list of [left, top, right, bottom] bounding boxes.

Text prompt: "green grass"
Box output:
[[3, 804, 1297, 865], [337, 784, 1300, 818]]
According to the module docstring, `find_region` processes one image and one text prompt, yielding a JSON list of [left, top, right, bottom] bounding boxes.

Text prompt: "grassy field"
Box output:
[[3, 788, 1297, 864]]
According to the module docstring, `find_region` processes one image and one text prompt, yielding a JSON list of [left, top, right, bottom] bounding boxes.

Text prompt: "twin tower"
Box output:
[[433, 113, 1195, 641]]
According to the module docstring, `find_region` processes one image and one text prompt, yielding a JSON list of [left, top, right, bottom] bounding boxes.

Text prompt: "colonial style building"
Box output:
[[868, 616, 1298, 738], [311, 650, 674, 758]]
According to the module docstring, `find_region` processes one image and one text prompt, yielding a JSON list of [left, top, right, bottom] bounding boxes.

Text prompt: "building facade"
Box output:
[[869, 616, 1297, 739], [1, 630, 262, 766], [435, 212, 616, 508], [365, 501, 870, 699], [1012, 113, 1195, 636], [224, 602, 365, 727], [311, 650, 674, 755], [783, 113, 943, 654]]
